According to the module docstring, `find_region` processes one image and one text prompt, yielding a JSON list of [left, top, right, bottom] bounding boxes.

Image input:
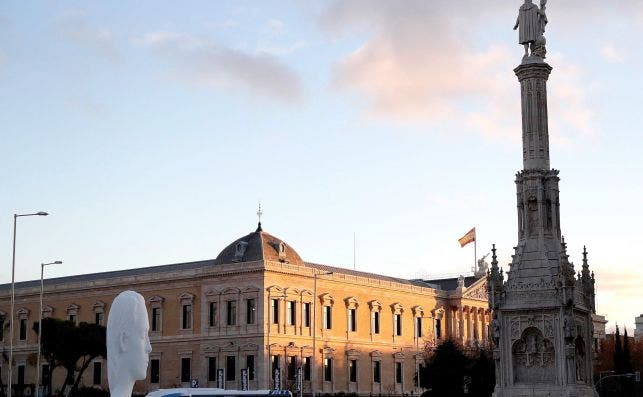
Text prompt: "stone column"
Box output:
[[459, 306, 464, 343], [472, 309, 477, 342], [514, 62, 553, 170], [467, 308, 474, 342], [451, 309, 457, 338]]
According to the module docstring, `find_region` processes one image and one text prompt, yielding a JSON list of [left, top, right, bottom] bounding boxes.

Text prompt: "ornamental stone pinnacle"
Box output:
[[487, 3, 597, 396]]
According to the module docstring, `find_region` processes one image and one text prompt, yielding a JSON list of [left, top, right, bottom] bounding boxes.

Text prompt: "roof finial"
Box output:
[[256, 201, 263, 232]]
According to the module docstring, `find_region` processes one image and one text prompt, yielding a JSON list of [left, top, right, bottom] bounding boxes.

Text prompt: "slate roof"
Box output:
[[302, 262, 429, 288], [213, 223, 303, 266], [419, 275, 479, 291], [0, 259, 213, 292], [0, 225, 471, 294]]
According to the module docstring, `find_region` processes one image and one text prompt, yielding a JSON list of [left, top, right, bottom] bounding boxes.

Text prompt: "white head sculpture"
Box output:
[[107, 290, 152, 397]]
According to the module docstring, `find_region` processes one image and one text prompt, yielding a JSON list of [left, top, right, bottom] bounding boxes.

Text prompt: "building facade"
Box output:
[[635, 314, 643, 340], [0, 224, 491, 395]]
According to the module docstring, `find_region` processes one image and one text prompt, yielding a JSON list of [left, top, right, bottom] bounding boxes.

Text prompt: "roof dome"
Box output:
[[214, 223, 304, 266]]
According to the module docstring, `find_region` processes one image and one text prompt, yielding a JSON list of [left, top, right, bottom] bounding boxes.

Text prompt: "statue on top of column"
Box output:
[[513, 0, 548, 60]]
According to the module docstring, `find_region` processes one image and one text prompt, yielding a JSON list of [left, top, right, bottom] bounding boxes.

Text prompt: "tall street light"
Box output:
[[311, 270, 332, 397], [9, 211, 48, 397], [37, 260, 61, 397]]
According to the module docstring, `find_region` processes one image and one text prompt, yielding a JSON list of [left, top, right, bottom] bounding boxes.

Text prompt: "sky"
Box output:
[[1, 1, 642, 331]]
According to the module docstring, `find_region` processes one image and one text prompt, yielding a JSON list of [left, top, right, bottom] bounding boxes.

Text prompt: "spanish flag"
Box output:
[[458, 227, 476, 247]]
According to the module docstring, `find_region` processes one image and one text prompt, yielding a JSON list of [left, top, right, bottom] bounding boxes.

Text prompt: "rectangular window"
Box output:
[[68, 314, 76, 324], [323, 358, 332, 382], [303, 357, 311, 381], [272, 355, 280, 372], [208, 357, 217, 382], [395, 362, 403, 384], [19, 319, 27, 340], [246, 299, 256, 324], [436, 318, 442, 339], [349, 308, 357, 332], [181, 358, 191, 382], [95, 312, 103, 325], [271, 299, 279, 324], [303, 303, 311, 327], [416, 364, 424, 386], [287, 301, 296, 326], [226, 356, 236, 381], [323, 306, 332, 329], [416, 317, 423, 337], [152, 308, 161, 332], [395, 313, 402, 336], [227, 300, 237, 326], [349, 360, 357, 383], [373, 311, 380, 334], [151, 359, 160, 384], [373, 361, 381, 383], [42, 364, 51, 386], [287, 356, 297, 380], [209, 302, 217, 327], [93, 361, 102, 385], [182, 304, 192, 329], [17, 364, 25, 385], [247, 355, 255, 380]]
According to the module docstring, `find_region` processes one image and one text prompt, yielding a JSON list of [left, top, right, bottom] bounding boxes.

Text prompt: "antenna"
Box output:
[[353, 232, 356, 270]]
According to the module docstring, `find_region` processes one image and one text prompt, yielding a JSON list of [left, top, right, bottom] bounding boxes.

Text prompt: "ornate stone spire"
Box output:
[[487, 243, 505, 311], [490, 4, 596, 394]]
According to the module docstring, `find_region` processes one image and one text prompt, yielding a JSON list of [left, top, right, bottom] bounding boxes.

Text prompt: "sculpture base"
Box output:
[[521, 54, 545, 65], [492, 384, 595, 397]]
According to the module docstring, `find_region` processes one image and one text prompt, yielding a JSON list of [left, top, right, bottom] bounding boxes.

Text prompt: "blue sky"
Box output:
[[1, 1, 642, 331]]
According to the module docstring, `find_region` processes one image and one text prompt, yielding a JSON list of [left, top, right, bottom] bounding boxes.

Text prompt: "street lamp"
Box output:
[[36, 260, 61, 397], [311, 271, 332, 397], [8, 211, 48, 397]]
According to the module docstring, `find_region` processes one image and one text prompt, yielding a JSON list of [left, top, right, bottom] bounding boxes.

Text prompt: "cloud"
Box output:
[[320, 1, 597, 144], [595, 267, 643, 329], [600, 43, 626, 63], [57, 10, 120, 63], [137, 31, 303, 103]]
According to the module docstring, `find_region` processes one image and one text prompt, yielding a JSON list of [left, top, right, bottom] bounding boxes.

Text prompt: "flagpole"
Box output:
[[474, 228, 477, 274]]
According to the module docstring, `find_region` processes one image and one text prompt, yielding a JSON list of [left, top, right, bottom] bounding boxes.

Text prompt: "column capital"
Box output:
[[514, 61, 552, 82]]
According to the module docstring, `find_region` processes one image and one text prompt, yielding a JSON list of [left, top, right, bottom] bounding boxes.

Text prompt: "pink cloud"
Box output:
[[321, 1, 603, 145]]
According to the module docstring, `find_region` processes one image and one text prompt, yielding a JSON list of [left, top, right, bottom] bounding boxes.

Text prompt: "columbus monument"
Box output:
[[487, 1, 596, 396]]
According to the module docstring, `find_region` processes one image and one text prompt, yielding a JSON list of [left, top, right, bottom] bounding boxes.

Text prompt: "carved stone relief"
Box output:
[[512, 326, 555, 383]]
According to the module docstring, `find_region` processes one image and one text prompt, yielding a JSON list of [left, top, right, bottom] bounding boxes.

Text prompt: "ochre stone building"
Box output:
[[0, 224, 491, 395]]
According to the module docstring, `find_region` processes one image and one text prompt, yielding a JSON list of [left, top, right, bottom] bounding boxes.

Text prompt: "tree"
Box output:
[[420, 339, 469, 397], [468, 347, 495, 397], [622, 328, 632, 374], [614, 325, 625, 374], [33, 318, 106, 396]]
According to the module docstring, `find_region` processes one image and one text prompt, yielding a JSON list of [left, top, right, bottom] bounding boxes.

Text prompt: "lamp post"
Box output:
[[8, 211, 48, 397], [311, 271, 332, 397], [36, 260, 61, 397]]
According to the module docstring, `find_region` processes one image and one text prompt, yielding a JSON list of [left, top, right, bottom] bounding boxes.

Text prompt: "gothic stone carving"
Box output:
[[512, 326, 555, 383]]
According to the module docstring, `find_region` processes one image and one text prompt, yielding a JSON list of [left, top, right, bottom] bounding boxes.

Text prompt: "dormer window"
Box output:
[[234, 241, 248, 262], [278, 242, 287, 261]]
